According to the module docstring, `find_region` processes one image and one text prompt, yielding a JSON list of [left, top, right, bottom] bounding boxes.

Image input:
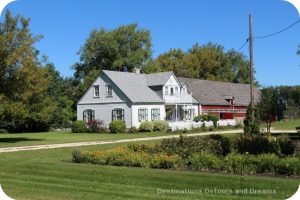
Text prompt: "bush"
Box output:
[[158, 135, 223, 158], [149, 154, 180, 169], [72, 149, 85, 163], [87, 120, 107, 133], [0, 129, 8, 134], [109, 120, 126, 133], [127, 126, 138, 133], [189, 153, 222, 171], [71, 121, 87, 133], [224, 153, 258, 174], [193, 115, 203, 122], [277, 135, 295, 156], [139, 121, 153, 132], [208, 134, 231, 156], [193, 115, 219, 127], [236, 135, 280, 155], [153, 120, 169, 131]]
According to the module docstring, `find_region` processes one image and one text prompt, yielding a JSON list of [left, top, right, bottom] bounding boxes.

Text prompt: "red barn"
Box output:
[[178, 78, 260, 123]]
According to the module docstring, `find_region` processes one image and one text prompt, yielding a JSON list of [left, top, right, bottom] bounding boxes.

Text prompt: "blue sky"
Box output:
[[2, 0, 300, 86]]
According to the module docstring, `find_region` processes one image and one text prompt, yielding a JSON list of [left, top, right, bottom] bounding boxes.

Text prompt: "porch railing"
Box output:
[[163, 93, 193, 104]]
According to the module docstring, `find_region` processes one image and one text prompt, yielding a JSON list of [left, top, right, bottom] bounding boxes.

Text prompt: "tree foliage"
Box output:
[[257, 87, 286, 132], [0, 11, 73, 132], [142, 43, 252, 84], [243, 105, 260, 136], [74, 24, 152, 81]]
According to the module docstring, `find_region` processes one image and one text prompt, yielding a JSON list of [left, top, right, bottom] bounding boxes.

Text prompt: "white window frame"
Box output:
[[164, 86, 169, 95], [93, 85, 100, 98], [151, 108, 160, 121], [83, 109, 95, 122], [112, 108, 124, 121], [138, 108, 148, 122], [175, 87, 179, 94], [106, 85, 113, 97]]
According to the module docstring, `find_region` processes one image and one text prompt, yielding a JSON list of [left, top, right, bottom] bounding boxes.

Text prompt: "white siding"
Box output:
[[131, 105, 166, 127]]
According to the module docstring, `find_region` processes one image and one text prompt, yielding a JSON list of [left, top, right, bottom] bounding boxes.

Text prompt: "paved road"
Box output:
[[0, 130, 243, 153]]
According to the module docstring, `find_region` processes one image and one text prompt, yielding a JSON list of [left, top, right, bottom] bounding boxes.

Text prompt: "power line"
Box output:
[[237, 38, 249, 51], [254, 19, 300, 39]]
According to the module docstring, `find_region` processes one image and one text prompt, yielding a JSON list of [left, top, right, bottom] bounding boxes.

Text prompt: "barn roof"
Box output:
[[178, 77, 260, 106]]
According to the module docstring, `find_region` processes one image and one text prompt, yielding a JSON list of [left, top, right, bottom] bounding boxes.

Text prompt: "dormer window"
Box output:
[[164, 86, 169, 95], [175, 87, 179, 94], [93, 85, 99, 97], [106, 85, 113, 97]]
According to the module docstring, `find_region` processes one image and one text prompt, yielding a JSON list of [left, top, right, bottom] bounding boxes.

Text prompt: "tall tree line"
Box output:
[[1, 11, 298, 132]]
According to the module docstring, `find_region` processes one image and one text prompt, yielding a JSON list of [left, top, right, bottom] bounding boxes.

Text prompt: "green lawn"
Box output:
[[0, 131, 176, 148], [263, 119, 300, 130], [0, 142, 299, 200]]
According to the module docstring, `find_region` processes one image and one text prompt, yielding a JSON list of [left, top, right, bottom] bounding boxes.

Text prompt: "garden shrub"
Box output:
[[193, 115, 219, 127], [87, 120, 106, 133], [277, 135, 295, 156], [127, 126, 138, 133], [193, 115, 203, 122], [224, 153, 258, 174], [149, 154, 180, 169], [208, 134, 231, 156], [255, 154, 279, 174], [109, 120, 126, 133], [139, 121, 153, 132], [236, 135, 280, 155], [72, 142, 300, 176], [0, 129, 8, 134], [158, 135, 223, 158], [273, 157, 300, 175], [189, 153, 222, 171], [153, 120, 169, 131], [72, 149, 85, 163], [71, 121, 87, 133]]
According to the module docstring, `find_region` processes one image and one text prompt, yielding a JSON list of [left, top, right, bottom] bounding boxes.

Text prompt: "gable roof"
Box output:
[[178, 77, 260, 106], [102, 70, 165, 103], [145, 71, 174, 86]]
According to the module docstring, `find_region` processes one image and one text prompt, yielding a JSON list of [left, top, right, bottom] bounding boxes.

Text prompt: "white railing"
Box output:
[[168, 120, 236, 131], [163, 93, 193, 104], [168, 121, 213, 131], [217, 119, 237, 127], [202, 109, 247, 113]]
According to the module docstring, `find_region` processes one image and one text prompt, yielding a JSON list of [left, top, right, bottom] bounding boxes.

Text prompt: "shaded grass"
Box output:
[[0, 142, 299, 200]]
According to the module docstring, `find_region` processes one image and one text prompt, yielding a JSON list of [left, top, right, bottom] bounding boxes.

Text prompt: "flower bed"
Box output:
[[72, 134, 300, 176]]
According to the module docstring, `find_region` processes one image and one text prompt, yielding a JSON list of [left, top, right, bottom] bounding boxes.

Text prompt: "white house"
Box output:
[[77, 69, 199, 129]]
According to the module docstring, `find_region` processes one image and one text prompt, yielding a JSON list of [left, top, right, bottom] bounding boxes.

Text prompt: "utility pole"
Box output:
[[249, 14, 255, 114]]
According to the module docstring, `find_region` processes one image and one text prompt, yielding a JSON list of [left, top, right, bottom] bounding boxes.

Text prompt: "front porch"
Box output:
[[165, 104, 196, 122]]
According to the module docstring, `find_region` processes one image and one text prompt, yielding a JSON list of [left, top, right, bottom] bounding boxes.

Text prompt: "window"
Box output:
[[175, 87, 179, 94], [106, 85, 113, 97], [112, 109, 124, 121], [93, 85, 99, 97], [182, 87, 186, 94], [138, 109, 148, 122], [83, 109, 95, 122], [164, 86, 169, 95], [151, 108, 160, 121], [185, 109, 195, 120], [170, 87, 174, 95]]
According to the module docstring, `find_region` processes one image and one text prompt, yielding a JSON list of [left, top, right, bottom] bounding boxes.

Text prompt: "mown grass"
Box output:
[[0, 127, 242, 148], [0, 142, 299, 200], [0, 131, 173, 148], [262, 119, 300, 130]]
